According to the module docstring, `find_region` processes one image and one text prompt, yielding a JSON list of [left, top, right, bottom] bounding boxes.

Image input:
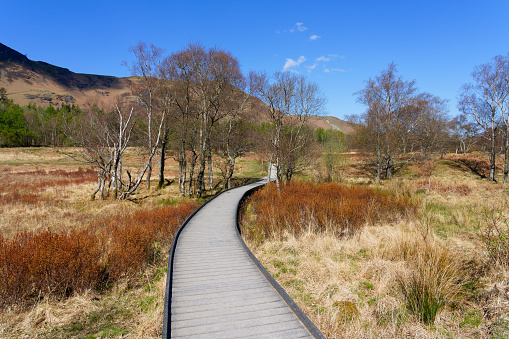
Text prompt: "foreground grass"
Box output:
[[0, 148, 195, 337], [0, 147, 268, 337], [241, 154, 509, 338], [0, 263, 168, 338], [245, 226, 509, 338]]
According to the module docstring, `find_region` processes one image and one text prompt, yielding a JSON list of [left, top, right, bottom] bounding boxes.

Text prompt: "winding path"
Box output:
[[162, 174, 324, 338]]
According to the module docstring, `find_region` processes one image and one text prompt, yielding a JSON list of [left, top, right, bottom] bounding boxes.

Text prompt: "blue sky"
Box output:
[[2, 0, 509, 119]]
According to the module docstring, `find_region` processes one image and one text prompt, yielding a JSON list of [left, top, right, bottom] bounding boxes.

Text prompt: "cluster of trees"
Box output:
[[0, 88, 30, 147], [351, 54, 509, 183], [351, 63, 451, 182], [0, 88, 81, 147], [59, 42, 326, 200], [14, 44, 506, 193]]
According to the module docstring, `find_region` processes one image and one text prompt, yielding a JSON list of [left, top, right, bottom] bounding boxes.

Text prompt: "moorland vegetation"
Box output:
[[1, 44, 509, 338]]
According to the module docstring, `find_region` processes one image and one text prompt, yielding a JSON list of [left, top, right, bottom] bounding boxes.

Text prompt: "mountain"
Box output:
[[308, 116, 355, 134], [0, 43, 134, 107], [0, 43, 355, 134]]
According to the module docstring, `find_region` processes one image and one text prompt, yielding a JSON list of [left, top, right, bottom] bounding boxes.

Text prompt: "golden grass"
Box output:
[[0, 266, 167, 338], [246, 222, 488, 338], [242, 153, 509, 338], [0, 147, 267, 337]]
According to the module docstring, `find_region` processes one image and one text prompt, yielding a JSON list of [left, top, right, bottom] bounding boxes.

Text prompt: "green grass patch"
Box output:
[[460, 310, 482, 328]]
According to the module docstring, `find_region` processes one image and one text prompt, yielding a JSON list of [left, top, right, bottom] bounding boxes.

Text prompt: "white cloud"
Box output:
[[283, 56, 306, 72], [288, 22, 308, 33], [306, 63, 318, 73], [331, 68, 346, 72], [296, 22, 307, 31], [324, 68, 331, 73], [316, 56, 330, 62], [309, 35, 321, 41]]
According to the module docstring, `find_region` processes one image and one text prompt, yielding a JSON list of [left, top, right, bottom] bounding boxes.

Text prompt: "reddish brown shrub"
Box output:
[[97, 201, 199, 280], [0, 191, 44, 205], [0, 201, 199, 308], [0, 168, 97, 195], [0, 229, 102, 308], [414, 179, 472, 196], [244, 181, 416, 240]]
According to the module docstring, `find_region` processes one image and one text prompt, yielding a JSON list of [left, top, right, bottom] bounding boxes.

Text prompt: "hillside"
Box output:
[[0, 43, 354, 134], [308, 115, 355, 134], [0, 43, 134, 107]]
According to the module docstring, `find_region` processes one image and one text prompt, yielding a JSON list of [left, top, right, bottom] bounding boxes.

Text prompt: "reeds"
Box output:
[[244, 181, 416, 241]]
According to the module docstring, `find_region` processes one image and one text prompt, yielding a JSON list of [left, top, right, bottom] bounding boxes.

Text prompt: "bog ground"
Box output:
[[1, 147, 509, 338]]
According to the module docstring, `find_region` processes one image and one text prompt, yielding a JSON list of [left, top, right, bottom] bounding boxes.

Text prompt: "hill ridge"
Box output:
[[0, 43, 354, 134]]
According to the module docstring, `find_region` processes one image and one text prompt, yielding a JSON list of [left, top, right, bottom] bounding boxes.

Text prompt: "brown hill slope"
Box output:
[[0, 43, 134, 107], [0, 43, 354, 134], [308, 116, 355, 134]]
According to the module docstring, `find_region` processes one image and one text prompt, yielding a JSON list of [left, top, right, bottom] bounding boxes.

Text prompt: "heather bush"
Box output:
[[0, 201, 199, 309], [0, 229, 102, 308], [244, 181, 416, 240], [99, 203, 198, 280]]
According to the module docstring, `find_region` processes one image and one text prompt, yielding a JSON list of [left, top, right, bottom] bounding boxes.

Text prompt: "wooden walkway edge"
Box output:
[[162, 177, 325, 338]]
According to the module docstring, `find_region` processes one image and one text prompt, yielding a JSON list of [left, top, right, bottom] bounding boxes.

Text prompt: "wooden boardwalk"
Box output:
[[162, 177, 324, 338]]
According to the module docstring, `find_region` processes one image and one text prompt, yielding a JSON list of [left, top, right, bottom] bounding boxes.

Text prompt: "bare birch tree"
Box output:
[[451, 114, 479, 154], [125, 42, 164, 189], [63, 98, 137, 200], [252, 71, 325, 184], [190, 45, 244, 196], [215, 76, 253, 189], [160, 46, 199, 196], [459, 54, 509, 181], [355, 63, 417, 182], [411, 93, 449, 159]]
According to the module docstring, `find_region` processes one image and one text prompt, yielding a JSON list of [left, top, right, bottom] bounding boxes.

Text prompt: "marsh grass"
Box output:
[[244, 181, 416, 242], [397, 242, 468, 324], [241, 156, 509, 338]]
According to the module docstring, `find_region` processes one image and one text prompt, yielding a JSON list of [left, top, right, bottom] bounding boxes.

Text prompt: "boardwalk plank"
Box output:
[[164, 175, 324, 338]]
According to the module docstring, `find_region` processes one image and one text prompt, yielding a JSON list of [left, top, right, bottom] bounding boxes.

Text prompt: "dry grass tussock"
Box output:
[[246, 223, 483, 338], [242, 175, 509, 338], [0, 264, 168, 338]]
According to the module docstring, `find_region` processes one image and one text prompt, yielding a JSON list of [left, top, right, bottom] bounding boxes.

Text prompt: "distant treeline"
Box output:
[[0, 87, 80, 147], [0, 87, 346, 153]]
